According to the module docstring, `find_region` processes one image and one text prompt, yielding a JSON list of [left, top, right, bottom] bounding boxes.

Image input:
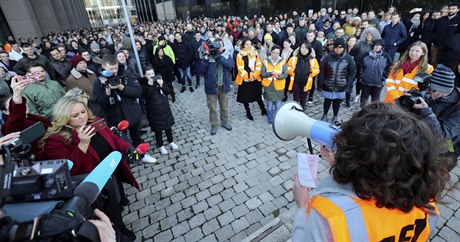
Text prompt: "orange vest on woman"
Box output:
[[286, 56, 320, 92], [309, 194, 439, 242], [384, 64, 434, 103], [235, 48, 262, 85]]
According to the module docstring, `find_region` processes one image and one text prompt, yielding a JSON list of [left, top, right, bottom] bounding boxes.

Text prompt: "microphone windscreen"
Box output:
[[73, 182, 99, 205], [136, 143, 149, 154], [117, 120, 129, 131], [81, 151, 122, 192]]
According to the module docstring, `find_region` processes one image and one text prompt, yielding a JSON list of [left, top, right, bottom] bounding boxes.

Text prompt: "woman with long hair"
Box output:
[[235, 37, 267, 120], [40, 95, 139, 241], [384, 41, 433, 103], [153, 47, 176, 102], [286, 42, 320, 109]]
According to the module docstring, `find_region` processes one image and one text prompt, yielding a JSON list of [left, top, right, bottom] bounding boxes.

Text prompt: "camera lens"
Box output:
[[398, 95, 416, 108]]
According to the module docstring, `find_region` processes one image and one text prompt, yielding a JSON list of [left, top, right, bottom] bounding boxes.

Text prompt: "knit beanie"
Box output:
[[90, 42, 100, 50], [430, 64, 456, 93], [263, 33, 273, 42], [71, 55, 86, 68], [333, 38, 345, 48]]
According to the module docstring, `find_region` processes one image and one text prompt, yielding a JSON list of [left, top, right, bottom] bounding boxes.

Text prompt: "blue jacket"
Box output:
[[197, 55, 235, 95], [360, 50, 393, 87], [381, 22, 407, 49]]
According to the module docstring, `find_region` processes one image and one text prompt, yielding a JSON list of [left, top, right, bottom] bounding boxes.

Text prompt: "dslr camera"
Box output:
[[396, 73, 431, 109]]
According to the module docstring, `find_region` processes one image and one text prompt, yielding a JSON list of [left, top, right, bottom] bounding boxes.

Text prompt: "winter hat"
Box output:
[[71, 55, 86, 68], [372, 39, 384, 46], [263, 33, 273, 42], [333, 38, 346, 48], [90, 42, 100, 50], [430, 64, 456, 93]]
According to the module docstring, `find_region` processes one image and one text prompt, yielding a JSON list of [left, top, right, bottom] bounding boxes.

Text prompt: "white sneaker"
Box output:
[[142, 154, 157, 164], [169, 142, 179, 150], [353, 94, 361, 103], [159, 146, 168, 155]]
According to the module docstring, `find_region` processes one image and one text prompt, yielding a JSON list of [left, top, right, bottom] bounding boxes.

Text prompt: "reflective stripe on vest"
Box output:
[[310, 194, 436, 241]]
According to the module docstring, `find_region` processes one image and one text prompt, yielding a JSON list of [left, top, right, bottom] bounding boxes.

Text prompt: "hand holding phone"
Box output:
[[84, 119, 108, 134]]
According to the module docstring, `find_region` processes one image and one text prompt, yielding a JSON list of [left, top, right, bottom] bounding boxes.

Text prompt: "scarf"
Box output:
[[293, 54, 311, 84], [240, 47, 258, 73], [402, 58, 419, 75]]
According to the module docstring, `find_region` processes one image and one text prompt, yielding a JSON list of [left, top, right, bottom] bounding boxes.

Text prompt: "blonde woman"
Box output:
[[40, 96, 139, 240], [384, 41, 434, 103], [235, 38, 267, 120]]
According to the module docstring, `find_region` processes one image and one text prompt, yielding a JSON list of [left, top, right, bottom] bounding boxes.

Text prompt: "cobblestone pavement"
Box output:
[[122, 82, 460, 242]]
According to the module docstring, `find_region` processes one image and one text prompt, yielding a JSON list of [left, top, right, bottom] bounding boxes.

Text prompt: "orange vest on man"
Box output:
[[261, 58, 286, 90], [309, 194, 439, 241]]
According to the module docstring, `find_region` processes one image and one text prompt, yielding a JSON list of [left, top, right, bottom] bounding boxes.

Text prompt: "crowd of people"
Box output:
[[0, 3, 460, 241]]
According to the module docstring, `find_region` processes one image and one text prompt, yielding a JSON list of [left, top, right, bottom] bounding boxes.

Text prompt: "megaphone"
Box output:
[[272, 101, 340, 148]]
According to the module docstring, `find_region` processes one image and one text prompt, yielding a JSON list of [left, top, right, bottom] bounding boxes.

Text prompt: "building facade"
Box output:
[[0, 0, 90, 42], [84, 0, 138, 27]]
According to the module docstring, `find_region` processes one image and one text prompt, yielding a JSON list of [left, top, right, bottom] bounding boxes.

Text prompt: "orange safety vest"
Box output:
[[286, 56, 320, 92], [261, 58, 287, 91], [309, 194, 439, 242], [235, 51, 262, 85], [384, 64, 434, 103]]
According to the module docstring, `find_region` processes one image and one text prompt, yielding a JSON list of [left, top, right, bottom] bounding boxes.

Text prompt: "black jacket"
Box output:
[[140, 79, 174, 131], [308, 39, 323, 62], [93, 71, 142, 127], [171, 40, 194, 68], [318, 52, 356, 92], [432, 14, 460, 45], [50, 58, 72, 86], [153, 55, 175, 83]]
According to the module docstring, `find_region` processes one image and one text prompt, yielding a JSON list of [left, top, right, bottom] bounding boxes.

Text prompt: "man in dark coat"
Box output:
[[49, 47, 72, 86], [190, 31, 204, 89], [93, 54, 156, 163], [431, 3, 460, 71], [171, 32, 194, 93], [381, 12, 408, 59], [306, 31, 323, 103], [197, 39, 235, 135]]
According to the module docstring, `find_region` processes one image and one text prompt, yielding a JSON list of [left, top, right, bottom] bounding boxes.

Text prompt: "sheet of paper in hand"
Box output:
[[297, 153, 319, 188]]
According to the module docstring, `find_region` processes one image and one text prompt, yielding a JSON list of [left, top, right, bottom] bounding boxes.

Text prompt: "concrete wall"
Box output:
[[0, 0, 91, 40]]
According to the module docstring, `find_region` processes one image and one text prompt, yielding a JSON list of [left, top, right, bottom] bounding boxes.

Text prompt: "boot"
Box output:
[[261, 107, 267, 116], [331, 116, 338, 124], [321, 114, 328, 121], [246, 110, 254, 121]]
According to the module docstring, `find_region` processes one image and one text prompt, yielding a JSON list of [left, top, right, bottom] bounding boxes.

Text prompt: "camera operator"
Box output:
[[93, 54, 156, 163], [412, 64, 460, 167], [197, 38, 235, 135]]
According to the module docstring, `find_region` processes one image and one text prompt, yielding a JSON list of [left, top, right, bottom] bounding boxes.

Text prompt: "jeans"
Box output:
[[267, 100, 282, 124], [178, 67, 192, 86], [206, 87, 229, 127]]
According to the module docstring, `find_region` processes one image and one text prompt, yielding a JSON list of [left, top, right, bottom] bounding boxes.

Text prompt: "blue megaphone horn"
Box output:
[[272, 101, 340, 148]]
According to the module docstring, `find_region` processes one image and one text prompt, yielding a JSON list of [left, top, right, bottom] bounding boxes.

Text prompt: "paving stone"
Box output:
[[150, 209, 167, 224], [259, 202, 277, 216], [207, 194, 223, 207], [217, 210, 236, 226], [439, 226, 460, 241], [153, 229, 173, 242], [204, 205, 222, 220], [202, 234, 218, 242], [218, 198, 237, 212], [183, 227, 204, 242], [160, 215, 178, 230], [189, 213, 207, 228], [177, 207, 194, 222], [246, 197, 263, 209], [232, 204, 250, 218], [181, 195, 198, 208], [192, 200, 209, 214], [171, 221, 190, 238], [196, 190, 212, 201], [142, 222, 160, 238], [215, 224, 236, 241], [234, 182, 249, 193]]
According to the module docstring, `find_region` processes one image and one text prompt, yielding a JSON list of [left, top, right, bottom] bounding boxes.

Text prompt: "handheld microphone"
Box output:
[[127, 143, 149, 165], [117, 120, 129, 131], [38, 151, 122, 238]]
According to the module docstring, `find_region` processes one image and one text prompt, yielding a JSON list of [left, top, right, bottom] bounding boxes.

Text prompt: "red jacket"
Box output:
[[43, 123, 139, 190], [1, 98, 51, 160]]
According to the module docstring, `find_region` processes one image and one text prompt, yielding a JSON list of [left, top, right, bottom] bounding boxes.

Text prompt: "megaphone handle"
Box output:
[[306, 138, 314, 154]]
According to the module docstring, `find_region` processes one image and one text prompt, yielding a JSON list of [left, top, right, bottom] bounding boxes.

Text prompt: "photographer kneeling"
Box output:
[[412, 64, 460, 169]]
